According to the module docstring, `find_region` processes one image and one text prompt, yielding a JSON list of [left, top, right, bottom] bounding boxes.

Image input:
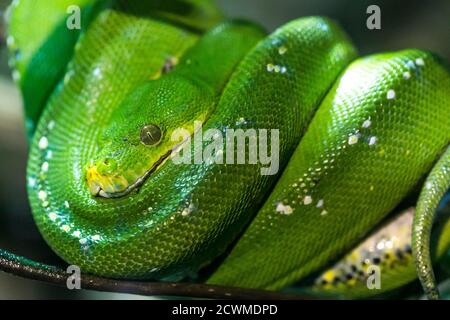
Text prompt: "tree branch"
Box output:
[[0, 249, 308, 299]]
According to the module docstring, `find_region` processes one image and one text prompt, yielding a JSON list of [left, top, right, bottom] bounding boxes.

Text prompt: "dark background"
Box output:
[[0, 0, 449, 299]]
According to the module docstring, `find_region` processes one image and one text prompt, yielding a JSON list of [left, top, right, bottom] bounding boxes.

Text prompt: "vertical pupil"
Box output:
[[141, 124, 162, 145]]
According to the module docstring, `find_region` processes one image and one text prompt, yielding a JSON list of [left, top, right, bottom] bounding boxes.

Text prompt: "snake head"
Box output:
[[86, 76, 211, 198]]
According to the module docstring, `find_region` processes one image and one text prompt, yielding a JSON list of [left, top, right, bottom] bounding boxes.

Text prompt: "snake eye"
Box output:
[[140, 124, 162, 146]]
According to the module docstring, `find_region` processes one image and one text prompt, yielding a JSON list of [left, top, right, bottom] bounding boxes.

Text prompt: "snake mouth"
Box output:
[[88, 133, 192, 199], [89, 149, 173, 199], [86, 117, 199, 199]]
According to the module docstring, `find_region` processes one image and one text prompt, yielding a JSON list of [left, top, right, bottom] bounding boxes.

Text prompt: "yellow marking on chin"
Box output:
[[322, 270, 336, 283], [86, 166, 129, 195], [149, 70, 162, 80]]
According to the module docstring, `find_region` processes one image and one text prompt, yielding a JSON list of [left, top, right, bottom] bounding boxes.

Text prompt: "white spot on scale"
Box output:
[[181, 203, 195, 217], [64, 201, 70, 209], [46, 150, 53, 159], [73, 230, 81, 238], [348, 135, 359, 145], [362, 119, 372, 128], [415, 225, 423, 234], [61, 225, 71, 232], [91, 235, 101, 241], [369, 136, 377, 146], [415, 58, 425, 66], [278, 46, 287, 55], [38, 137, 48, 150], [320, 210, 328, 216], [276, 202, 293, 215], [28, 177, 36, 187], [79, 238, 88, 245], [48, 212, 57, 221], [93, 67, 102, 77], [319, 22, 329, 32], [303, 196, 313, 205], [145, 220, 155, 228], [236, 117, 247, 126], [316, 199, 324, 208], [426, 182, 433, 190], [376, 241, 385, 250], [266, 63, 286, 74], [406, 60, 416, 69], [48, 120, 56, 130], [38, 190, 47, 201], [41, 162, 49, 172], [387, 89, 396, 100], [403, 71, 411, 80], [271, 38, 281, 46]]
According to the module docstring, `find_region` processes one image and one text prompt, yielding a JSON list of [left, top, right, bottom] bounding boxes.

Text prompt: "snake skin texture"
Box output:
[[6, 0, 450, 298]]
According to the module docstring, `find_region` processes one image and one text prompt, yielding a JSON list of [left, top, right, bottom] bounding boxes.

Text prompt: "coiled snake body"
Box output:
[[6, 0, 450, 299]]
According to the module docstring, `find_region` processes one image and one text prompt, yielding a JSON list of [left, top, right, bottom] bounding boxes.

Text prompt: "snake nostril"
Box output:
[[85, 159, 130, 196], [93, 158, 118, 175]]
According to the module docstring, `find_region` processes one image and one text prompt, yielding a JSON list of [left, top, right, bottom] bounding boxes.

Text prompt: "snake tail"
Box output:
[[310, 194, 450, 299], [413, 146, 450, 300]]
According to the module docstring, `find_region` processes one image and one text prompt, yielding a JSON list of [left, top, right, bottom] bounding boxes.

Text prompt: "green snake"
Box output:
[[6, 0, 450, 299]]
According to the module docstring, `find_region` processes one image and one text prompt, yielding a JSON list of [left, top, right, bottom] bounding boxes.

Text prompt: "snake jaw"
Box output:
[[89, 182, 101, 197], [86, 166, 104, 196], [86, 165, 130, 197], [86, 124, 197, 199], [86, 150, 173, 199]]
